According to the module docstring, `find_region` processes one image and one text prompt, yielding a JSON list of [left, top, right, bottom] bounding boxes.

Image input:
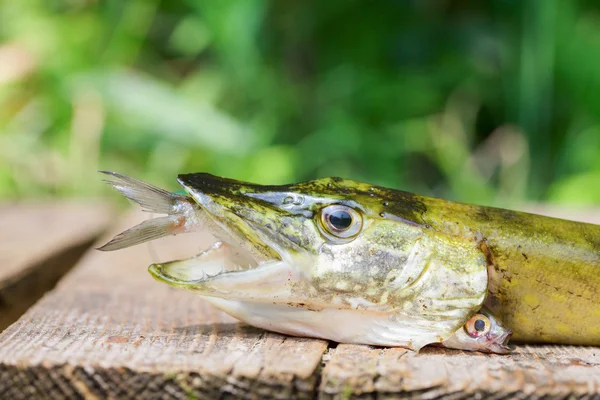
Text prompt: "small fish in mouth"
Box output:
[[439, 307, 512, 354], [98, 171, 503, 353]]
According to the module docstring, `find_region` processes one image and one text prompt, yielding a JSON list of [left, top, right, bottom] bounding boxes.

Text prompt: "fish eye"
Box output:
[[465, 314, 491, 338], [328, 210, 352, 230], [319, 205, 363, 241]]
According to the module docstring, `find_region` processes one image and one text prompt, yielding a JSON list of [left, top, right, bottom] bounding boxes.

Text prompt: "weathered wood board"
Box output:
[[1, 206, 600, 399], [320, 344, 600, 399], [0, 202, 113, 331]]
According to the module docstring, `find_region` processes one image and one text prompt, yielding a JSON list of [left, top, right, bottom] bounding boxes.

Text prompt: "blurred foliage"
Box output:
[[1, 0, 600, 207]]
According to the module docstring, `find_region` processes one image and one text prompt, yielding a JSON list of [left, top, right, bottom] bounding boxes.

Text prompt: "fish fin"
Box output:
[[97, 216, 181, 251], [99, 170, 186, 215]]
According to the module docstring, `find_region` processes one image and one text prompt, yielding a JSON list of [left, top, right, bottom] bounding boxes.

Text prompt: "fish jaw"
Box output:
[[149, 258, 300, 301], [441, 329, 512, 354]]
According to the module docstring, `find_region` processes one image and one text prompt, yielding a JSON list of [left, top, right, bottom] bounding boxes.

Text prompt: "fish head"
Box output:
[[153, 173, 424, 291], [441, 307, 513, 354], [149, 173, 489, 348]]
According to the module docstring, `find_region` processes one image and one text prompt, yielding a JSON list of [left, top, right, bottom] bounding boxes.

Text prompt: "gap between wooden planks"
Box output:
[[0, 202, 114, 331], [1, 208, 600, 399]]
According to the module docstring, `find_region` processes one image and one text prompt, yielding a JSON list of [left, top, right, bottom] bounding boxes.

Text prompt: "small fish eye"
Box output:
[[474, 319, 486, 332], [465, 314, 491, 338], [319, 205, 363, 241]]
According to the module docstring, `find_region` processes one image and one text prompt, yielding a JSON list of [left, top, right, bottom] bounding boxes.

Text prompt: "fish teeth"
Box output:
[[205, 267, 227, 279]]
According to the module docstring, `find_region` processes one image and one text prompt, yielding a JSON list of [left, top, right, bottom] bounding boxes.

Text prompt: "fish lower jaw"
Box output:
[[149, 258, 257, 285], [148, 240, 264, 284], [149, 252, 300, 304]]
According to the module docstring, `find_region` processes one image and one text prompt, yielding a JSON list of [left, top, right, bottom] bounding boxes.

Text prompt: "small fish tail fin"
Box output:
[[97, 216, 181, 251], [99, 170, 185, 215], [97, 171, 199, 251]]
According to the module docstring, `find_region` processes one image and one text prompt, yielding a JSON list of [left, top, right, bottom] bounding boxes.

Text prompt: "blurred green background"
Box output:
[[1, 0, 600, 208]]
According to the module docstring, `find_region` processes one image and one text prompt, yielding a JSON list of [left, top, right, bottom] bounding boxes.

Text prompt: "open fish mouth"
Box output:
[[499, 330, 513, 348], [148, 242, 257, 284], [144, 173, 313, 298], [486, 330, 513, 354], [98, 170, 302, 293]]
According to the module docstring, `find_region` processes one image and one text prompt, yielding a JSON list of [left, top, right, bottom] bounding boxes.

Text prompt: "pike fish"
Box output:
[[98, 171, 600, 353]]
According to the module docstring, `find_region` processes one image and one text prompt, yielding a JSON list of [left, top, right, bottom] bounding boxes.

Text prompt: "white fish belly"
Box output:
[[202, 296, 435, 350]]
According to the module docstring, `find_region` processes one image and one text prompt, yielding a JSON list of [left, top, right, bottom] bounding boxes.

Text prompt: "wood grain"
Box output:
[[320, 344, 600, 399], [0, 202, 113, 330], [2, 207, 600, 399]]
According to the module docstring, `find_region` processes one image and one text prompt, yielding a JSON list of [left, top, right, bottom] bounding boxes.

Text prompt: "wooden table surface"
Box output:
[[1, 205, 600, 399], [0, 202, 113, 331]]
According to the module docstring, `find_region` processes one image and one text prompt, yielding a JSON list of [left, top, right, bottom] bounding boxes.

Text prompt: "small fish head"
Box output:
[[442, 307, 513, 354]]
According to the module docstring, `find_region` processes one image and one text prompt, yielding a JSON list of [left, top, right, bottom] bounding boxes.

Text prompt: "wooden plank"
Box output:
[[0, 202, 113, 331], [0, 211, 328, 399], [2, 206, 600, 399], [320, 344, 600, 399]]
